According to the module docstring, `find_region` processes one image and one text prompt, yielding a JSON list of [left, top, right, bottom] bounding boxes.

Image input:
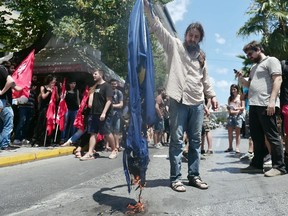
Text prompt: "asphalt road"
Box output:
[[1, 127, 288, 216]]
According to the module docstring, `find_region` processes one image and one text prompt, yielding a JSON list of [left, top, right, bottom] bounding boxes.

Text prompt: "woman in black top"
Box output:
[[61, 80, 80, 143]]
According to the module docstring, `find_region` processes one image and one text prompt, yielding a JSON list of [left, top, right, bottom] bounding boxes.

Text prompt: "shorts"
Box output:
[[227, 114, 243, 128], [87, 114, 112, 135], [0, 99, 6, 110], [201, 116, 210, 136], [111, 114, 121, 133], [154, 117, 164, 132]]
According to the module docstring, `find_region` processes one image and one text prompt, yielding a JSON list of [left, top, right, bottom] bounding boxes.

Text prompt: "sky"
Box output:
[[165, 0, 261, 106]]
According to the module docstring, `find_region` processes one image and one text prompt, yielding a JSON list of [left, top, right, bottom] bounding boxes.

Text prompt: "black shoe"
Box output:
[[1, 145, 19, 150], [224, 148, 233, 152], [240, 165, 263, 174]]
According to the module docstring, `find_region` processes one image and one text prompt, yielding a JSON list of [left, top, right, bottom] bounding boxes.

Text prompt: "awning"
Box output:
[[33, 46, 124, 86]]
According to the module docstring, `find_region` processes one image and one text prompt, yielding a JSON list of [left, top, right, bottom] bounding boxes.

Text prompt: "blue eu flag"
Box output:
[[123, 0, 156, 193]]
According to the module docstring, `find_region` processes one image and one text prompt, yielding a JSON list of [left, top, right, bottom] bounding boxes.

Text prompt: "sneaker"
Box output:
[[108, 150, 118, 159], [240, 152, 254, 160], [240, 165, 263, 174], [263, 159, 272, 166], [201, 149, 206, 155], [1, 145, 19, 151], [224, 148, 233, 152], [264, 168, 284, 177], [154, 142, 163, 149], [22, 139, 30, 145], [13, 139, 21, 145]]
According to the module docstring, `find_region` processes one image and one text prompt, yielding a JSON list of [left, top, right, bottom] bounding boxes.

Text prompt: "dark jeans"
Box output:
[[14, 106, 35, 141], [249, 106, 286, 173]]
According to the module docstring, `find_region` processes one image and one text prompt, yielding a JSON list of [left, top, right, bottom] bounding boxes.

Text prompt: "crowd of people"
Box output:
[[0, 62, 124, 160], [1, 0, 287, 196]]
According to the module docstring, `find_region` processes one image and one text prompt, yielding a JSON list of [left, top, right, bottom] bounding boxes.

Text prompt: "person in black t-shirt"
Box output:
[[80, 69, 118, 160], [0, 62, 14, 112]]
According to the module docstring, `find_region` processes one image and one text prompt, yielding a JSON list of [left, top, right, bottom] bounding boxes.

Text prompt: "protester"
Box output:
[[201, 98, 213, 155], [61, 79, 80, 143], [13, 81, 38, 145], [0, 61, 22, 150], [110, 79, 123, 151], [80, 69, 118, 160], [225, 84, 245, 154], [279, 60, 288, 171], [163, 95, 170, 145], [153, 87, 166, 149], [31, 74, 59, 146], [0, 61, 14, 113], [236, 40, 286, 176], [144, 1, 218, 192]]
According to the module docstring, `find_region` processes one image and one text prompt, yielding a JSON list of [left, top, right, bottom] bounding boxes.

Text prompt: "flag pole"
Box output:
[[54, 124, 59, 143], [44, 130, 47, 147]]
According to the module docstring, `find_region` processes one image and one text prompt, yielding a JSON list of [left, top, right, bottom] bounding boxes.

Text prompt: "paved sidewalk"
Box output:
[[0, 146, 75, 167]]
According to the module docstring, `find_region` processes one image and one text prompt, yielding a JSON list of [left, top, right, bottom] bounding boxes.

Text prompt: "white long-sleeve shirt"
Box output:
[[145, 8, 216, 105]]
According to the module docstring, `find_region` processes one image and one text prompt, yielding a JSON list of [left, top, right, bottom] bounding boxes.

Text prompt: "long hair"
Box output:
[[184, 22, 205, 42], [44, 74, 56, 85], [228, 84, 240, 102]]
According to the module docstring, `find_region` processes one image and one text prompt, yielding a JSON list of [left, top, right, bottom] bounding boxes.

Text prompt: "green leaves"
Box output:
[[238, 0, 288, 60]]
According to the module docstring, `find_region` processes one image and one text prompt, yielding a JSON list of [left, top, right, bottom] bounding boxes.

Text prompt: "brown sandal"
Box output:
[[189, 177, 208, 190]]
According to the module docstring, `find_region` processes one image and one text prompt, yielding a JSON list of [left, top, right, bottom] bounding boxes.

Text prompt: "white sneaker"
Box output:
[[240, 152, 254, 160], [22, 139, 31, 147], [263, 159, 272, 166], [154, 142, 163, 149], [13, 139, 21, 145]]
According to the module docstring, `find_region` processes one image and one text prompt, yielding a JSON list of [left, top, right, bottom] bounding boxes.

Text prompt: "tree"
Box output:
[[0, 0, 133, 77], [237, 0, 288, 60]]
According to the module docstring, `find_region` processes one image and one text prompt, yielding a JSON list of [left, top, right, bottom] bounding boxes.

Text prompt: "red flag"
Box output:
[[56, 79, 68, 131], [12, 50, 34, 99], [46, 87, 57, 136], [74, 86, 89, 131]]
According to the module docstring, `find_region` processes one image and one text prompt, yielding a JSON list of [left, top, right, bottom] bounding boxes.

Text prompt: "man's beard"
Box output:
[[185, 42, 200, 58], [252, 55, 262, 63]]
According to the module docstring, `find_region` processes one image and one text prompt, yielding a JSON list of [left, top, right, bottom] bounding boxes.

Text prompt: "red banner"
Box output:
[[56, 79, 68, 131], [74, 86, 89, 131], [46, 87, 57, 136], [12, 50, 34, 99]]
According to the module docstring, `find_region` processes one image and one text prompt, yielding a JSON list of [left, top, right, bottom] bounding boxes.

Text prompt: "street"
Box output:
[[1, 127, 288, 216]]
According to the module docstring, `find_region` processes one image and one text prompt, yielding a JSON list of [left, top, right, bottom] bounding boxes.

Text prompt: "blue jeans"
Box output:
[[61, 110, 78, 141], [169, 98, 204, 182], [68, 128, 85, 143], [14, 106, 35, 141], [0, 106, 14, 148]]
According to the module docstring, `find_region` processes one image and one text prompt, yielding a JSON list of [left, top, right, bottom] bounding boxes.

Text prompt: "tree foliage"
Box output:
[[238, 0, 288, 60], [0, 0, 134, 77], [1, 0, 170, 82]]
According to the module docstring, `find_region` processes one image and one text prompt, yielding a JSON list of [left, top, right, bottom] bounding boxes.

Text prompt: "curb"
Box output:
[[0, 147, 75, 167]]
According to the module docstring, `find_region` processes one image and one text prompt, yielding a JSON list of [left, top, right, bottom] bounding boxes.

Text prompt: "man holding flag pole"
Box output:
[[143, 0, 218, 192]]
